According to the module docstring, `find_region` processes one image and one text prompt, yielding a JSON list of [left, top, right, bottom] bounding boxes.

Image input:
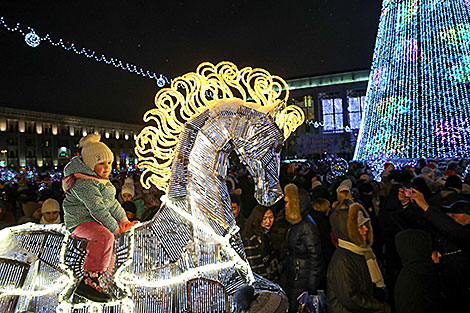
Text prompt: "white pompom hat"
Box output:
[[79, 134, 114, 170]]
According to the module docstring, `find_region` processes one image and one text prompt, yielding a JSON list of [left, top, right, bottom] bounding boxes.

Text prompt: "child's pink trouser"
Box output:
[[72, 222, 115, 272]]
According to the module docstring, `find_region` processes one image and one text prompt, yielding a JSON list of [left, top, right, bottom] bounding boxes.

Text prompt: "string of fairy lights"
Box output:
[[354, 0, 470, 177], [0, 16, 171, 87]]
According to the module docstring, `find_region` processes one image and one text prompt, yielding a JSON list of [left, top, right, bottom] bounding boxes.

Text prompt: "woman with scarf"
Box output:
[[327, 202, 391, 313]]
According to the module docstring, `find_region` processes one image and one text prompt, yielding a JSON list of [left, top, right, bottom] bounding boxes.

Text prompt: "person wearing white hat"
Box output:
[[40, 198, 61, 224], [62, 134, 139, 302]]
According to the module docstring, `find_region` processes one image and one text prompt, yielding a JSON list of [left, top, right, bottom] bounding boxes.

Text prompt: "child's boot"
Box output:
[[75, 271, 112, 302]]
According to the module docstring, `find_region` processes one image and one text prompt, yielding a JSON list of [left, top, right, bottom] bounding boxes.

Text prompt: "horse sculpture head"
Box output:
[[135, 61, 305, 200]]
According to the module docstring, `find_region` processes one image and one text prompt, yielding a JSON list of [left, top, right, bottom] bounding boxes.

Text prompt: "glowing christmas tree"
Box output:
[[354, 0, 470, 172]]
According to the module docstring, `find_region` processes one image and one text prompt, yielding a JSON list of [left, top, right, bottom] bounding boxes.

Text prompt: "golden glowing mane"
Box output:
[[135, 61, 304, 190]]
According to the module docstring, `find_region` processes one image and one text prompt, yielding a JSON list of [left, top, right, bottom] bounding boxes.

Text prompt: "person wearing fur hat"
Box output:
[[62, 134, 138, 302], [327, 202, 391, 313], [40, 198, 61, 224], [283, 183, 323, 312]]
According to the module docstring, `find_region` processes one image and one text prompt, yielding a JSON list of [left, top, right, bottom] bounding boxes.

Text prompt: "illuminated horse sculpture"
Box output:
[[0, 62, 304, 313]]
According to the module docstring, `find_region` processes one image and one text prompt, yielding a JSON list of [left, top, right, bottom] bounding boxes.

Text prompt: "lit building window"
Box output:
[[36, 122, 43, 134], [320, 93, 343, 133], [347, 94, 366, 130]]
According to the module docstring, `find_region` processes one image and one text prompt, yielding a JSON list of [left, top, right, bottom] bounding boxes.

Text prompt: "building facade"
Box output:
[[0, 69, 372, 169], [286, 69, 370, 158], [0, 107, 142, 170]]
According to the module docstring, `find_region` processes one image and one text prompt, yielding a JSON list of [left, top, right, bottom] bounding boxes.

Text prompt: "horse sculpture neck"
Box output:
[[168, 102, 267, 235]]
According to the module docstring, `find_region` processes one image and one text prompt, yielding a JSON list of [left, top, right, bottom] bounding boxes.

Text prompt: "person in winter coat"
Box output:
[[242, 204, 281, 283], [232, 195, 247, 233], [62, 134, 138, 302], [427, 174, 466, 206], [311, 197, 335, 291], [410, 190, 470, 313], [119, 177, 145, 220], [394, 229, 443, 313], [284, 183, 323, 313], [17, 201, 41, 224], [327, 202, 391, 313]]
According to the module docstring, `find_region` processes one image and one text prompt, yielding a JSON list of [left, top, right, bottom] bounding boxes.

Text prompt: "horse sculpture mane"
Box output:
[[135, 61, 304, 191], [0, 62, 305, 313]]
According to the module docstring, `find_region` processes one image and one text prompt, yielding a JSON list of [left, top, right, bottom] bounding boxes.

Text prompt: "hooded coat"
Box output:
[[284, 184, 323, 312], [62, 156, 126, 232], [327, 203, 390, 313], [17, 201, 41, 224], [394, 229, 443, 313]]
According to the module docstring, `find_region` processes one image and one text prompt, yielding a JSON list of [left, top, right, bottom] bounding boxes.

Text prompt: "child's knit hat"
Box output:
[[121, 177, 135, 197], [41, 198, 60, 213], [79, 134, 114, 170], [121, 183, 135, 197]]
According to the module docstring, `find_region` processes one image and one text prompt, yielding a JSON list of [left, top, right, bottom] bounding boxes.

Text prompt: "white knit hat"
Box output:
[[41, 198, 60, 213], [121, 183, 135, 197], [79, 134, 114, 170]]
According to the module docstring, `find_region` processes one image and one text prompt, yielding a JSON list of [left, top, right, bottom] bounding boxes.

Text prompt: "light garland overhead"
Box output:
[[135, 61, 304, 191], [354, 0, 470, 175], [0, 16, 171, 87]]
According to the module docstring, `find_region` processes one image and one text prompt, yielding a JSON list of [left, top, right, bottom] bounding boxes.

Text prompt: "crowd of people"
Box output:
[[1, 137, 469, 312], [233, 158, 470, 313]]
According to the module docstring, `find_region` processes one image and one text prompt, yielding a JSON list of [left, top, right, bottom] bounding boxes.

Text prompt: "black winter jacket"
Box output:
[[423, 205, 470, 312], [285, 215, 323, 308], [394, 229, 443, 313]]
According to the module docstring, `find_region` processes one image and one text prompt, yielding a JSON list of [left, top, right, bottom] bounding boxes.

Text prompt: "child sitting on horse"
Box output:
[[62, 134, 138, 302]]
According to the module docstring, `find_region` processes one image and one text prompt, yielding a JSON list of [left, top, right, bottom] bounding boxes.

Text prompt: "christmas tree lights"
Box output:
[[354, 0, 470, 174]]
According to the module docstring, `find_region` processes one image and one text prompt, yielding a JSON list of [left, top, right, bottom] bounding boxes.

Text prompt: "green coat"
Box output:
[[63, 156, 126, 232]]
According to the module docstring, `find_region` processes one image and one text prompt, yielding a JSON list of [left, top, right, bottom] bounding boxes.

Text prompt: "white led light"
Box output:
[[0, 16, 170, 85]]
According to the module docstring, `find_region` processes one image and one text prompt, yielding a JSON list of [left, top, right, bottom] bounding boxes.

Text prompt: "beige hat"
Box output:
[[336, 184, 350, 194], [121, 183, 135, 197], [41, 198, 60, 213], [79, 134, 114, 170]]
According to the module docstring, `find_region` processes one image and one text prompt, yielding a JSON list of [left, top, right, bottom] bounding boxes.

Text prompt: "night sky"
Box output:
[[0, 1, 382, 125]]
